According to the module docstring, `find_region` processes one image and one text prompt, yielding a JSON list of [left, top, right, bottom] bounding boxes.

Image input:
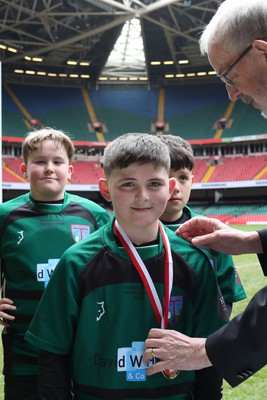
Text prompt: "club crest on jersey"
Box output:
[[168, 295, 183, 326], [71, 224, 91, 242]]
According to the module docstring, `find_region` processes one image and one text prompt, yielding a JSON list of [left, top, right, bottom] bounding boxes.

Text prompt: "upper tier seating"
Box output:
[[3, 83, 267, 142]]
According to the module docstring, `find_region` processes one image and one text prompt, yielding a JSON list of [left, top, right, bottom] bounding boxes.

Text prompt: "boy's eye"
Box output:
[[149, 181, 162, 188], [122, 182, 134, 188]]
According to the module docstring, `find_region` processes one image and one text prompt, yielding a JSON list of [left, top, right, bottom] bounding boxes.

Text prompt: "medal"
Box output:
[[162, 369, 180, 380], [114, 220, 179, 380]]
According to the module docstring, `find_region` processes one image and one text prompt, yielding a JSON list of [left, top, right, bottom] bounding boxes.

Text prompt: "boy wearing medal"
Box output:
[[159, 134, 246, 319], [25, 133, 227, 399]]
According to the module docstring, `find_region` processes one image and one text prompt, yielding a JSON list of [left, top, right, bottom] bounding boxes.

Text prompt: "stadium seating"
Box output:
[[3, 83, 267, 142], [189, 203, 267, 225], [207, 155, 267, 182], [70, 161, 105, 185]]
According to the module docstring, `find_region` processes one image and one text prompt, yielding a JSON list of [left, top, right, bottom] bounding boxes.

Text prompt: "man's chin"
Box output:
[[251, 101, 267, 118]]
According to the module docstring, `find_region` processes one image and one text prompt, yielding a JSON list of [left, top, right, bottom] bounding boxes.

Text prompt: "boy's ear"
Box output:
[[20, 163, 28, 178], [168, 177, 176, 197], [191, 174, 195, 183], [99, 178, 111, 201], [68, 164, 74, 179]]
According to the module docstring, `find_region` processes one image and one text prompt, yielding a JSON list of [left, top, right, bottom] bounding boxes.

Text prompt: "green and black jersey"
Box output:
[[161, 205, 247, 306], [26, 218, 228, 400], [0, 192, 110, 376]]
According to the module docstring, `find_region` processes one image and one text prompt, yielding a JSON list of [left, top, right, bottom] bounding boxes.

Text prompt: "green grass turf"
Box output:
[[223, 224, 267, 398], [0, 224, 266, 399]]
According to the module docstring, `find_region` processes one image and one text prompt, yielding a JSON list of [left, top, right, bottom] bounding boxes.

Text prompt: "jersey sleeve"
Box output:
[[215, 252, 246, 304], [190, 249, 228, 338], [91, 203, 110, 228]]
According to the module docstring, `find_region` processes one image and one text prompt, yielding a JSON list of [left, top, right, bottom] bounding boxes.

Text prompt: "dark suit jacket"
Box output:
[[205, 229, 267, 387]]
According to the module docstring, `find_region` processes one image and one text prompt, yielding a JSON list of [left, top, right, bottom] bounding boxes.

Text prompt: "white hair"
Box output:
[[199, 0, 267, 55]]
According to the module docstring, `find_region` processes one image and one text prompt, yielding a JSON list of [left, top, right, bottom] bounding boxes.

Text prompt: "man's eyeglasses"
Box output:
[[217, 44, 253, 87]]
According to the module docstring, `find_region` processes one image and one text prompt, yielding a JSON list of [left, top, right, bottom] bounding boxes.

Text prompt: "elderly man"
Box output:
[[144, 0, 267, 389]]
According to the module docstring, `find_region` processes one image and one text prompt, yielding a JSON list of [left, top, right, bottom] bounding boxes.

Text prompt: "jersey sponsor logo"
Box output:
[[117, 341, 155, 382], [71, 224, 91, 242], [36, 259, 60, 287], [168, 295, 183, 326], [94, 353, 117, 368], [96, 301, 105, 321]]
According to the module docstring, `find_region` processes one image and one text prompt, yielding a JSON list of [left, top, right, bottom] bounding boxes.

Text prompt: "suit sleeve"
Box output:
[[257, 229, 267, 275], [205, 285, 267, 387]]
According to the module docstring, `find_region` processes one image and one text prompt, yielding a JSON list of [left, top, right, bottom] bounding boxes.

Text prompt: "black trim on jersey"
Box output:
[[0, 202, 45, 237], [161, 208, 191, 226], [0, 200, 99, 239], [2, 329, 38, 375], [75, 381, 194, 399], [79, 248, 196, 303], [6, 288, 43, 301], [10, 354, 38, 365], [9, 313, 33, 324], [64, 202, 98, 230]]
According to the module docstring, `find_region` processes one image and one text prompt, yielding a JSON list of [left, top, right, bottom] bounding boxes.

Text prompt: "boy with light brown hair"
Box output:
[[0, 127, 109, 400]]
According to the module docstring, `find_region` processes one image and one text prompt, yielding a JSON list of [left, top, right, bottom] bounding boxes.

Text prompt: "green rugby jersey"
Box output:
[[26, 218, 227, 399], [0, 192, 109, 376], [161, 205, 246, 305]]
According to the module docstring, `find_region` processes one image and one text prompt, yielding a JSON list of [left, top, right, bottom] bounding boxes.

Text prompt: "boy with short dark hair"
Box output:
[[159, 134, 246, 317], [26, 132, 227, 399], [1, 127, 110, 400]]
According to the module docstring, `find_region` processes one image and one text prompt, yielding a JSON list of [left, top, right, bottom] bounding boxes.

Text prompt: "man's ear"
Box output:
[[252, 39, 267, 59], [99, 178, 111, 201], [20, 163, 28, 179], [169, 177, 176, 197]]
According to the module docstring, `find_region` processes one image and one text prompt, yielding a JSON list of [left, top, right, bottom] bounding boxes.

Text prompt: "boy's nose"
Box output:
[[173, 181, 180, 191], [135, 188, 149, 201], [44, 163, 53, 173]]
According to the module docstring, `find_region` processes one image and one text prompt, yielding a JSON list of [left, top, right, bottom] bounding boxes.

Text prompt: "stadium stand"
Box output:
[[3, 83, 267, 142], [70, 161, 105, 185], [4, 154, 267, 185], [192, 158, 210, 181], [206, 155, 267, 182], [2, 84, 267, 225], [189, 203, 267, 225]]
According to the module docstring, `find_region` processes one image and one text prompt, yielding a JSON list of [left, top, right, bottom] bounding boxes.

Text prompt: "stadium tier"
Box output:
[[2, 83, 267, 223], [3, 83, 267, 141], [3, 154, 267, 186], [190, 204, 267, 225]]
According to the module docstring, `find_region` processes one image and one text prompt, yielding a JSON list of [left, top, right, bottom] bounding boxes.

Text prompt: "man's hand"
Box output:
[[0, 298, 16, 326], [176, 217, 262, 255], [144, 328, 211, 376]]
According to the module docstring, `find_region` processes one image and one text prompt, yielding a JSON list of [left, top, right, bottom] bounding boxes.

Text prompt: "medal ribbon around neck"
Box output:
[[114, 220, 173, 329]]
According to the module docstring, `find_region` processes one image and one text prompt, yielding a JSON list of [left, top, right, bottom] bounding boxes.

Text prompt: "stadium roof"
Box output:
[[0, 0, 221, 87]]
